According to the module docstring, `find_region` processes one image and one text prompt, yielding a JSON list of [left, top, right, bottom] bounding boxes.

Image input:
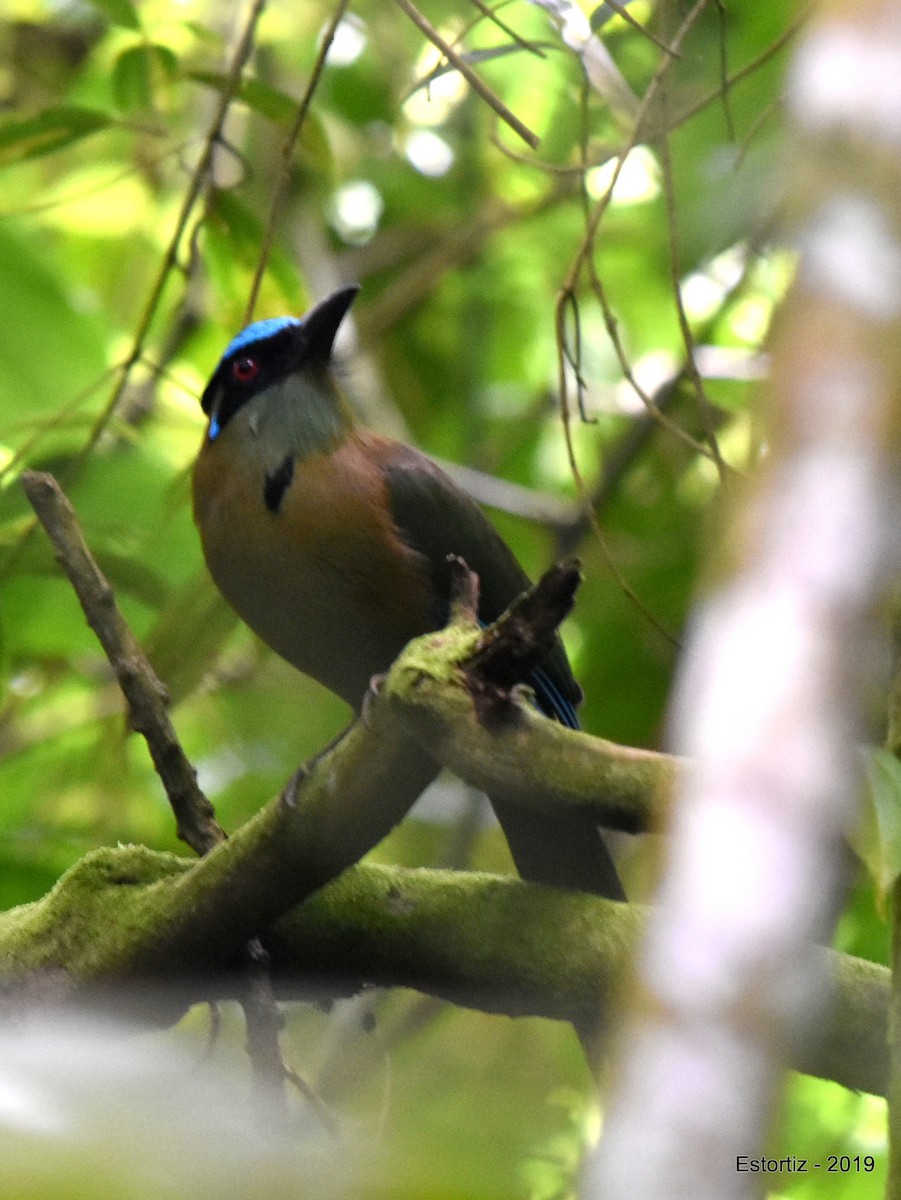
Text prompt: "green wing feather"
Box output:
[[378, 442, 583, 723], [377, 440, 623, 899]]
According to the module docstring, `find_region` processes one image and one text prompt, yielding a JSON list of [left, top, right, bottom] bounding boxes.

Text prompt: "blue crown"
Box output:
[[222, 316, 301, 361]]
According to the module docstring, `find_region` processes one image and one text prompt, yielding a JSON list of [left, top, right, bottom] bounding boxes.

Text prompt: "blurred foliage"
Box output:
[[0, 0, 887, 1195]]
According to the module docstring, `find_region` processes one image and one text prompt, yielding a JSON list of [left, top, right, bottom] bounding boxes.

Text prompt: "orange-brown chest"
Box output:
[[192, 430, 435, 706]]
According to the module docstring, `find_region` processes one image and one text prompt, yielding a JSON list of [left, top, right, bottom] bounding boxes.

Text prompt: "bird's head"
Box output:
[[200, 284, 360, 446]]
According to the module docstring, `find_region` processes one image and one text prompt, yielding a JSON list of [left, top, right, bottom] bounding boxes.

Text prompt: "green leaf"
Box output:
[[83, 0, 142, 31], [112, 45, 153, 112], [111, 44, 179, 113], [0, 224, 108, 426], [852, 747, 901, 908], [0, 107, 111, 166], [238, 77, 300, 124]]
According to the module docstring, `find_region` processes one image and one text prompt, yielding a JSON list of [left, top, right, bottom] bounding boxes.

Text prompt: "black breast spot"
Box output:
[[264, 456, 295, 513]]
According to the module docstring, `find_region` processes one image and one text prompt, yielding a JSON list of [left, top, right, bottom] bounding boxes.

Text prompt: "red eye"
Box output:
[[232, 355, 259, 383]]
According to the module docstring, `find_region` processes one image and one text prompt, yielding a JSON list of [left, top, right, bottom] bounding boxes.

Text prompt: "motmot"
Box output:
[[192, 285, 623, 900]]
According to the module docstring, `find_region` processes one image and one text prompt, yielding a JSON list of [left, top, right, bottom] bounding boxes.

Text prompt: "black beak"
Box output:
[[298, 284, 361, 364]]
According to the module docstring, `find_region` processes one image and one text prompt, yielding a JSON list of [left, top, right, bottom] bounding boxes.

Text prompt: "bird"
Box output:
[[192, 285, 623, 900]]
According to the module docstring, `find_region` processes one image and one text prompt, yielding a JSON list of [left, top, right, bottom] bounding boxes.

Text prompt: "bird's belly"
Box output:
[[213, 538, 411, 704], [193, 450, 435, 709]]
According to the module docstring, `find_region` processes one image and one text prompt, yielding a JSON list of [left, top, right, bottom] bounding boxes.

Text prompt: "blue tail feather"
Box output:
[[530, 666, 580, 730]]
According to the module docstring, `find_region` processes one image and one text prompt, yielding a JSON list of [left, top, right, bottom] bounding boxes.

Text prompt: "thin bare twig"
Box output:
[[21, 474, 316, 1110], [20, 471, 225, 857], [656, 120, 728, 480], [586, 258, 719, 462], [555, 296, 680, 649], [595, 0, 682, 59], [467, 0, 548, 58], [244, 0, 352, 322], [82, 0, 269, 457], [243, 937, 291, 1120], [665, 12, 804, 137], [394, 0, 541, 148], [553, 0, 712, 650]]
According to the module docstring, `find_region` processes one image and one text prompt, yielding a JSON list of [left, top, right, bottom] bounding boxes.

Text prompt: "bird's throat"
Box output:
[[233, 368, 353, 465]]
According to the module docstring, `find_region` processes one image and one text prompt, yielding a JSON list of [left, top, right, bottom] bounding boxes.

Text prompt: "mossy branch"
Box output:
[[0, 852, 886, 1097], [377, 559, 676, 834], [16, 470, 671, 967], [19, 469, 876, 1106], [10, 473, 665, 1027]]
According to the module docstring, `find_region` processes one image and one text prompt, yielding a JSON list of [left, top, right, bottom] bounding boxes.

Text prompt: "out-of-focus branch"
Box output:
[[589, 3, 901, 1198]]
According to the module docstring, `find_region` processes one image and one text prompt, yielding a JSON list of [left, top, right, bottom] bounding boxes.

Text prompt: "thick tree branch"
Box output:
[[0, 853, 886, 1097], [44, 711, 438, 976], [377, 579, 675, 833], [15, 469, 666, 978], [0, 698, 436, 977], [271, 865, 888, 1100], [1, 589, 667, 980]]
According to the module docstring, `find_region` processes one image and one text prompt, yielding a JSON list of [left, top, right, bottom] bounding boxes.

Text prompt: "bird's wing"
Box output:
[[376, 436, 624, 900], [371, 436, 583, 727]]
